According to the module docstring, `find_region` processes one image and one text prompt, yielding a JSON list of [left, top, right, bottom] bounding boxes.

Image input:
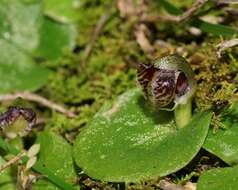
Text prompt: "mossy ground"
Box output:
[[7, 0, 237, 189]]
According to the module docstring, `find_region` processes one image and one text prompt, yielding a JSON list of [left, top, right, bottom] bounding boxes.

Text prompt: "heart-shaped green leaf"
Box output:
[[73, 89, 212, 182], [203, 103, 238, 165], [33, 130, 77, 190], [0, 39, 50, 94], [197, 167, 238, 190]]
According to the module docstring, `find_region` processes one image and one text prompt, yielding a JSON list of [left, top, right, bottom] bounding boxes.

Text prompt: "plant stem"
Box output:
[[174, 98, 192, 128]]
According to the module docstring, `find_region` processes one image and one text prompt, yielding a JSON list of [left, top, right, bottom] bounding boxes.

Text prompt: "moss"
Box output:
[[1, 1, 238, 189], [22, 0, 238, 186], [40, 0, 140, 131], [188, 42, 237, 112]]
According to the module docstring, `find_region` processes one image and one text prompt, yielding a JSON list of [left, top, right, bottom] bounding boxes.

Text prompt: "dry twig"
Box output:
[[217, 0, 238, 5], [159, 180, 186, 190], [0, 151, 26, 172], [134, 24, 154, 54], [117, 0, 147, 18], [0, 92, 76, 118], [216, 38, 238, 58], [223, 7, 238, 16], [159, 180, 196, 190], [82, 4, 113, 66], [142, 0, 208, 23]]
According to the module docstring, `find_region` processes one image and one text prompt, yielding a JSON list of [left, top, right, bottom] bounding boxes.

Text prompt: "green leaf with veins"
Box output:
[[73, 88, 212, 182]]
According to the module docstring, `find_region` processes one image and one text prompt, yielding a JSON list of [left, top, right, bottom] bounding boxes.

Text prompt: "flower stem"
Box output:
[[174, 98, 192, 128]]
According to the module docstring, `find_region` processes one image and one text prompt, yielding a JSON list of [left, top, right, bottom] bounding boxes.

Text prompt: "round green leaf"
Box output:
[[0, 1, 76, 60], [33, 130, 77, 190], [43, 0, 80, 23], [0, 39, 50, 94], [0, 0, 42, 52], [197, 167, 238, 190], [34, 17, 76, 60], [73, 89, 212, 182], [203, 122, 238, 165]]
